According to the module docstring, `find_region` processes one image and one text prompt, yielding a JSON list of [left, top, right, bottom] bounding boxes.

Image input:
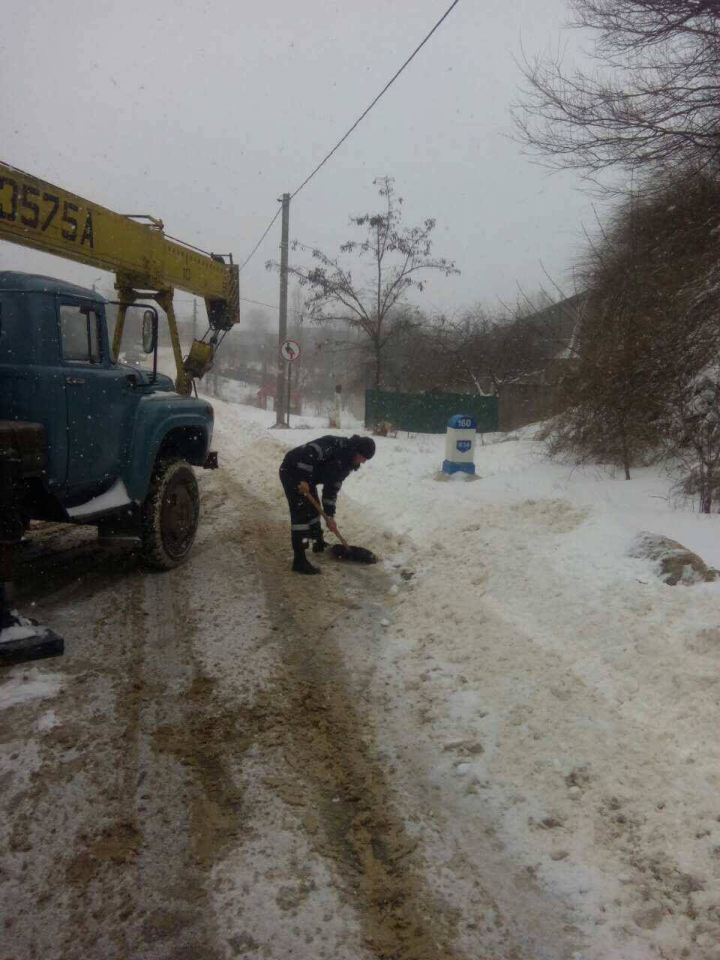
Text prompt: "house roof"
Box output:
[[522, 293, 586, 361]]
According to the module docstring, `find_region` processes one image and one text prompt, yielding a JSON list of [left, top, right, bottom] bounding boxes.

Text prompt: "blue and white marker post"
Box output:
[[441, 413, 477, 477]]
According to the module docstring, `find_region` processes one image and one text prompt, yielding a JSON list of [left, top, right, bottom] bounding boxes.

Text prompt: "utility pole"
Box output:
[[192, 298, 198, 341], [274, 192, 290, 428]]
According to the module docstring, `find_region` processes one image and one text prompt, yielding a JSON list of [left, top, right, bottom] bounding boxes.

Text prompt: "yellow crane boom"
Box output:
[[0, 160, 239, 393]]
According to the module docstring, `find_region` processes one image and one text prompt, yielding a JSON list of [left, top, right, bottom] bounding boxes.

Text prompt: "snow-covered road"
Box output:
[[2, 396, 719, 959], [1, 431, 560, 960]]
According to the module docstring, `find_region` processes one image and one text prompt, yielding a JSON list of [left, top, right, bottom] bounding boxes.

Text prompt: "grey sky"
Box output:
[[2, 0, 595, 321]]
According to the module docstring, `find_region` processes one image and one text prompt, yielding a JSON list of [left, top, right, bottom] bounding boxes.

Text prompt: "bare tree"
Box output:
[[513, 0, 720, 177], [267, 177, 458, 390], [412, 304, 549, 399], [548, 166, 720, 478]]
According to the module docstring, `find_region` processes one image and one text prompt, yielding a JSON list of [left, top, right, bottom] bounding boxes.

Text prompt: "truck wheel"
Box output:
[[141, 459, 199, 570]]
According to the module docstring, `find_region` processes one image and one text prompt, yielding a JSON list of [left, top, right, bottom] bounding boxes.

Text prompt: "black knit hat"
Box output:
[[350, 435, 376, 459]]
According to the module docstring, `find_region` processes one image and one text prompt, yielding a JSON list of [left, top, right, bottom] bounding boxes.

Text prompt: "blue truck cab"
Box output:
[[0, 271, 215, 569]]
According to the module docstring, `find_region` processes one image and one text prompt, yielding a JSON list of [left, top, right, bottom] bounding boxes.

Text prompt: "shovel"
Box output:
[[301, 490, 377, 564]]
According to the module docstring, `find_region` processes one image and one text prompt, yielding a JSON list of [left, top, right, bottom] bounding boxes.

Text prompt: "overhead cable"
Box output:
[[239, 206, 282, 273], [240, 296, 281, 310], [238, 0, 461, 273], [291, 0, 462, 200]]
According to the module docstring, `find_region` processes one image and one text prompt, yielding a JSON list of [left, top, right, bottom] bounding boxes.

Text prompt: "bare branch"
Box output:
[[513, 1, 720, 177]]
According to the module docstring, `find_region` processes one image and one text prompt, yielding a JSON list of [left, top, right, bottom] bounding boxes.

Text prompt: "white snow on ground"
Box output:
[[214, 398, 720, 957], [0, 667, 64, 710]]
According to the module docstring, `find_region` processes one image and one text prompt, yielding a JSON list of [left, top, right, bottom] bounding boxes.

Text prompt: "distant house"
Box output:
[[495, 293, 586, 431], [521, 293, 586, 383]]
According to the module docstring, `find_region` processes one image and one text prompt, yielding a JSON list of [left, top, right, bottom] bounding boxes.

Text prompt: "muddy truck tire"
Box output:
[[141, 458, 200, 570]]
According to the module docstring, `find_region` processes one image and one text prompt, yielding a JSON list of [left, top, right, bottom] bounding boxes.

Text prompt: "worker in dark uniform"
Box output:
[[279, 434, 376, 574]]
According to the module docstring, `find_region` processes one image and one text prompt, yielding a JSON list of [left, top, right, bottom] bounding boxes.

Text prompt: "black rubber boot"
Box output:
[[292, 550, 321, 575], [312, 531, 327, 554]]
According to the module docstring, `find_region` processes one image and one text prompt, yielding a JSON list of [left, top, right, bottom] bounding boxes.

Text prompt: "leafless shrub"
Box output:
[[548, 167, 720, 483], [666, 364, 720, 513]]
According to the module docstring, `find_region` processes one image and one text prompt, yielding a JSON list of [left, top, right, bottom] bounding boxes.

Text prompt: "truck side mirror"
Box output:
[[142, 309, 158, 353]]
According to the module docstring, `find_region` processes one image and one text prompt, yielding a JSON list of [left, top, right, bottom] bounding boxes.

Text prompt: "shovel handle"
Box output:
[[301, 489, 349, 549]]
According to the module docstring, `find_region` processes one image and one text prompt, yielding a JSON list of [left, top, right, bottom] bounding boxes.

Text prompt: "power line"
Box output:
[[239, 206, 282, 273], [291, 0, 462, 200], [237, 0, 461, 275], [241, 296, 280, 311]]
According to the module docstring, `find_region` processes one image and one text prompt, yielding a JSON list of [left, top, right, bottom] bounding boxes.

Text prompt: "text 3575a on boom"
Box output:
[[0, 176, 94, 248]]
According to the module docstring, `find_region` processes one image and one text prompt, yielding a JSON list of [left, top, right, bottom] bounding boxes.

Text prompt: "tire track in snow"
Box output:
[[5, 532, 234, 958], [223, 476, 478, 960]]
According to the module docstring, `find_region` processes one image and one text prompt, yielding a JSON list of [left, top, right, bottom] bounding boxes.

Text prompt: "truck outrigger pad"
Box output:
[[0, 613, 65, 666]]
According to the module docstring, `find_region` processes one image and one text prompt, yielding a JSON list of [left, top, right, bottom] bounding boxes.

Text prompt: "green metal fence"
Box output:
[[365, 389, 499, 434]]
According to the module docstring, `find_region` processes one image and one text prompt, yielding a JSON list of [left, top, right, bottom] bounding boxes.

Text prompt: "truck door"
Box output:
[[58, 299, 131, 488]]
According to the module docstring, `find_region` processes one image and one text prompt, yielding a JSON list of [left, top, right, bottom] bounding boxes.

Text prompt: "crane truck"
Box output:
[[0, 161, 240, 662]]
